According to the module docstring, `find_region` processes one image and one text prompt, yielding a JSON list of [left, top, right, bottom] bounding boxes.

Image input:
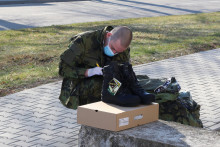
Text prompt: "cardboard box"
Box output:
[[77, 101, 159, 131]]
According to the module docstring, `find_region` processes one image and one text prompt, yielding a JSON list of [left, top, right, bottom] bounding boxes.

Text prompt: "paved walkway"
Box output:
[[0, 48, 220, 146], [0, 0, 220, 30], [133, 48, 220, 130]]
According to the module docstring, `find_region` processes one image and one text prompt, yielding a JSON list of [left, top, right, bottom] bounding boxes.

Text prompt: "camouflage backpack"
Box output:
[[137, 75, 203, 128]]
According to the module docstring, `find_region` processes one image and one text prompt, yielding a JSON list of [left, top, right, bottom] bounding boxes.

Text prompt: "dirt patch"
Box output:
[[8, 54, 57, 65], [0, 54, 58, 70]]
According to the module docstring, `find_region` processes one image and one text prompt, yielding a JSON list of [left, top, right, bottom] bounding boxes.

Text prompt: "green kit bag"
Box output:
[[137, 75, 203, 128]]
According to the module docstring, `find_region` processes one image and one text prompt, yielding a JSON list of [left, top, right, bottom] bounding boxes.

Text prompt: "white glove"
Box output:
[[87, 67, 103, 77]]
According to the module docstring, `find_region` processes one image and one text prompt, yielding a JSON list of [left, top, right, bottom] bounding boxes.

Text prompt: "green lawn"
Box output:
[[0, 12, 220, 96]]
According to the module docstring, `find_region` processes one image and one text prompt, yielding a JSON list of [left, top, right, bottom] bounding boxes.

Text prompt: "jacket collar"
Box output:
[[97, 26, 113, 67], [98, 26, 113, 46]]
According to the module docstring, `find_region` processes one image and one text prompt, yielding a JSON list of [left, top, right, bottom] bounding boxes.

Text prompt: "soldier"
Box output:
[[58, 26, 203, 128], [58, 26, 132, 110]]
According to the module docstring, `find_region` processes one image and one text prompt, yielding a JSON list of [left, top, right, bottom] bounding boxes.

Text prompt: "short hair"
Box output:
[[111, 26, 133, 48]]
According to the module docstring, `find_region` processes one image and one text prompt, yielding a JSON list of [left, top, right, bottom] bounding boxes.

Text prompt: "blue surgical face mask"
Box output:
[[104, 37, 115, 57]]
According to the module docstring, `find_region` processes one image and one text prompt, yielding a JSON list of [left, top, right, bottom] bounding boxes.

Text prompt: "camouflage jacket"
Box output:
[[59, 26, 130, 108]]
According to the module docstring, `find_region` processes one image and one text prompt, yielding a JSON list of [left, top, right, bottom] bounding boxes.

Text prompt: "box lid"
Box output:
[[78, 101, 157, 114]]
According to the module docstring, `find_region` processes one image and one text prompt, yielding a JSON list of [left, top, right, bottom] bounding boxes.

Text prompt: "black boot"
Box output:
[[101, 62, 141, 107], [122, 62, 155, 105]]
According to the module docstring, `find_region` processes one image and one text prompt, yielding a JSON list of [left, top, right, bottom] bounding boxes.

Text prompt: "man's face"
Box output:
[[108, 37, 127, 55]]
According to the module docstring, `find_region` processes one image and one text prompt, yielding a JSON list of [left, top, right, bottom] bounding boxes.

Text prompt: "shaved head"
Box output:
[[110, 26, 133, 49]]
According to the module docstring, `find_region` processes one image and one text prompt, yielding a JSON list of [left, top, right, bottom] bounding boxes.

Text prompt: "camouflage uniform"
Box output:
[[59, 26, 130, 110], [137, 75, 203, 127]]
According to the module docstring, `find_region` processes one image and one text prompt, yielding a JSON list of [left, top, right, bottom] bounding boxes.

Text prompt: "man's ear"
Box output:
[[106, 32, 112, 38], [104, 32, 113, 46]]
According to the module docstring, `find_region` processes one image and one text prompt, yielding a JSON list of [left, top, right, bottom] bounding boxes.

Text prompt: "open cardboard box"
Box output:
[[77, 101, 159, 131]]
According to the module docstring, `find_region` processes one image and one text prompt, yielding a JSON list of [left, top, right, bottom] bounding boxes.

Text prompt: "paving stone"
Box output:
[[16, 130, 41, 138], [33, 103, 54, 110], [56, 121, 78, 129], [18, 120, 45, 127], [74, 126, 81, 131], [48, 102, 66, 107], [30, 107, 50, 114], [13, 135, 38, 143], [58, 117, 77, 124], [35, 133, 56, 141], [18, 125, 43, 132], [49, 141, 72, 147], [25, 116, 48, 123], [45, 110, 66, 116], [10, 140, 34, 147], [1, 107, 20, 113], [0, 142, 13, 147], [50, 136, 75, 144], [2, 123, 26, 129], [53, 131, 75, 138], [201, 121, 216, 128], [71, 135, 79, 140], [11, 109, 33, 116], [47, 106, 69, 112], [38, 124, 63, 130], [28, 138, 54, 146], [60, 112, 77, 118], [53, 126, 79, 134], [0, 137, 19, 145], [0, 131, 6, 134], [35, 128, 58, 136], [0, 132, 21, 139], [8, 114, 33, 121], [0, 103, 19, 109], [41, 114, 66, 121], [19, 102, 35, 107], [3, 127, 23, 134], [67, 139, 78, 146], [209, 123, 220, 131], [29, 112, 50, 118], [0, 117, 11, 122]]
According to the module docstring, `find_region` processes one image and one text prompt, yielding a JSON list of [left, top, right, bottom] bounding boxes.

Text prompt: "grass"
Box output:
[[0, 12, 220, 97]]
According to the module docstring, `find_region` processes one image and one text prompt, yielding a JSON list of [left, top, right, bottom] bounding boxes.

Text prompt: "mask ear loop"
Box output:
[[108, 36, 119, 56]]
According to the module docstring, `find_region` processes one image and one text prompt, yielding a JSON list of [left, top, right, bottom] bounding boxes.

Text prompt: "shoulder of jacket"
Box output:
[[71, 30, 101, 42]]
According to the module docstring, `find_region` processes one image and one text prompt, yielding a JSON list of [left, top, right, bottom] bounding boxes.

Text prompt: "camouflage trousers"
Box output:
[[66, 76, 103, 109]]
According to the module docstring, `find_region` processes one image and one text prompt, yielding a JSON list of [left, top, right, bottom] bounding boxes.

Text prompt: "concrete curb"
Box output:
[[79, 120, 220, 147]]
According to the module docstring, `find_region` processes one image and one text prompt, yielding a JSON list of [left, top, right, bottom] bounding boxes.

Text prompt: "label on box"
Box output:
[[119, 117, 129, 127], [134, 114, 143, 120]]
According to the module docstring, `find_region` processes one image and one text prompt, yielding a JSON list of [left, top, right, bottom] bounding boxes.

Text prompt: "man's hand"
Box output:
[[85, 67, 103, 77]]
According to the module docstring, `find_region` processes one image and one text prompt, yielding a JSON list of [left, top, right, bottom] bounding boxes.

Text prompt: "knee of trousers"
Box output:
[[77, 76, 103, 98]]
